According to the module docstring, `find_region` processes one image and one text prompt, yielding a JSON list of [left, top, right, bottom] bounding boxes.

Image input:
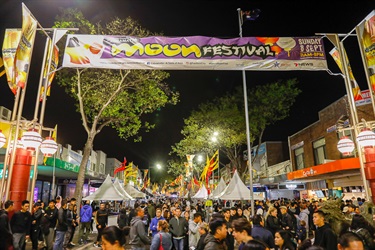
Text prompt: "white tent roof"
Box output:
[[83, 175, 127, 201], [211, 177, 226, 199], [113, 178, 134, 200], [218, 171, 252, 200], [192, 185, 208, 199], [124, 183, 146, 198]]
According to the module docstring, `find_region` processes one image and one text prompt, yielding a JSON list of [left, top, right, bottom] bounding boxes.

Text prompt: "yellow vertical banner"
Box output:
[[14, 3, 38, 89], [357, 11, 375, 92], [330, 48, 362, 101], [40, 41, 59, 100], [2, 29, 22, 94]]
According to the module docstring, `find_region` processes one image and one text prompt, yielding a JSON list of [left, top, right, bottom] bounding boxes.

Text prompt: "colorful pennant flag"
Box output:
[[14, 3, 38, 90], [330, 48, 362, 101], [40, 41, 59, 101], [357, 11, 375, 92], [2, 29, 22, 94]]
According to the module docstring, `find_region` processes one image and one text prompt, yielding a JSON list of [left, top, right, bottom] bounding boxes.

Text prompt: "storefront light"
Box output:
[[337, 136, 355, 155], [357, 129, 375, 147]]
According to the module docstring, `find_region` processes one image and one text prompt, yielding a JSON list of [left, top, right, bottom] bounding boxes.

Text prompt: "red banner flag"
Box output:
[[114, 157, 127, 175]]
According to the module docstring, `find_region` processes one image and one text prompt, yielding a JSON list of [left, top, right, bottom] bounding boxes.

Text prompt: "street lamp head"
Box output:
[[156, 164, 162, 169], [211, 136, 218, 142], [197, 155, 203, 163]]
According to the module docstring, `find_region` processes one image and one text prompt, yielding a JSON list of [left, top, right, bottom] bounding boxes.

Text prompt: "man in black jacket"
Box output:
[[0, 200, 14, 250], [31, 202, 43, 250], [94, 202, 109, 247], [313, 210, 337, 249], [11, 199, 31, 250], [54, 199, 68, 250], [203, 218, 227, 250], [280, 206, 293, 234], [44, 200, 58, 250], [169, 207, 188, 250]]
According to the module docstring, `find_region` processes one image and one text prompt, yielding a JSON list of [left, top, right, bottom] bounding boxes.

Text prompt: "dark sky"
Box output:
[[0, 0, 374, 169]]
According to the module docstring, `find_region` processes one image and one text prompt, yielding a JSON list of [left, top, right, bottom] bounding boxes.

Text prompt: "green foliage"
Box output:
[[170, 79, 301, 179], [52, 9, 179, 204]]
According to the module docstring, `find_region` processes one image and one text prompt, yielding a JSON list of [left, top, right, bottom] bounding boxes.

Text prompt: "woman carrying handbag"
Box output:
[[150, 220, 173, 250]]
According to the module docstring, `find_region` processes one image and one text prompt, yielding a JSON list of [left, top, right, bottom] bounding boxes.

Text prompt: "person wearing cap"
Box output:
[[30, 202, 43, 250]]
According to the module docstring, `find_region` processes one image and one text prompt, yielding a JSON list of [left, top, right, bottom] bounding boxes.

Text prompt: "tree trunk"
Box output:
[[74, 133, 95, 214]]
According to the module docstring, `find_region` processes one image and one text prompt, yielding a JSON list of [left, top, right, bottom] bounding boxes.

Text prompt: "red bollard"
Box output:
[[9, 148, 33, 211]]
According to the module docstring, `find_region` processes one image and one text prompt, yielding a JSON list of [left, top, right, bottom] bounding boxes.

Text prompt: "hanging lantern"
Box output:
[[40, 137, 58, 156], [8, 138, 25, 154], [337, 136, 355, 155], [21, 129, 42, 150], [0, 130, 6, 148], [357, 129, 375, 147]]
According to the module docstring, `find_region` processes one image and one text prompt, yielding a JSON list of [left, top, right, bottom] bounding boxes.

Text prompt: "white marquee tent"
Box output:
[[113, 178, 134, 200], [83, 175, 129, 201], [218, 171, 262, 200], [210, 177, 226, 199], [191, 185, 208, 199], [124, 183, 147, 198]]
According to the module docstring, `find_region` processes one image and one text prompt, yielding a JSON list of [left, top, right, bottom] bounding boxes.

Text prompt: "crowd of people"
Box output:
[[0, 195, 374, 250]]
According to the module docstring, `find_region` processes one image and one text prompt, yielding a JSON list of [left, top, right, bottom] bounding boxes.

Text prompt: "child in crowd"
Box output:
[[296, 220, 307, 245]]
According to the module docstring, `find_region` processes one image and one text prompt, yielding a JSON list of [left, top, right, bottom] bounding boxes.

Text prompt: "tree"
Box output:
[[53, 9, 179, 207], [171, 78, 300, 179]]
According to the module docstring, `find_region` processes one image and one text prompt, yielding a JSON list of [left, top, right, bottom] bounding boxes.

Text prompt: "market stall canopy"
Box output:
[[82, 175, 127, 201], [218, 171, 253, 200], [192, 185, 208, 199], [124, 183, 146, 198], [210, 177, 226, 199], [113, 178, 134, 200]]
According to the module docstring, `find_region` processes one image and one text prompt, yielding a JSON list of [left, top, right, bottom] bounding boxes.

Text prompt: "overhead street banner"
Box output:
[[62, 35, 327, 71]]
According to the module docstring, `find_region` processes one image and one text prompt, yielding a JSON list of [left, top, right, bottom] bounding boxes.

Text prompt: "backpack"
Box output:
[[40, 215, 50, 235]]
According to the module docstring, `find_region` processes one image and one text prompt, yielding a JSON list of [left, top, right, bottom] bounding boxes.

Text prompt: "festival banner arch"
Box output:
[[62, 35, 327, 71]]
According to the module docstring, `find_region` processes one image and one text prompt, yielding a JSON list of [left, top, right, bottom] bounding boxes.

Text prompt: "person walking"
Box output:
[[10, 200, 32, 250], [312, 210, 337, 249], [30, 202, 43, 250], [203, 218, 228, 250], [150, 220, 173, 250], [129, 207, 151, 250], [44, 200, 58, 250], [53, 199, 69, 250], [169, 207, 188, 250], [79, 200, 93, 244], [0, 200, 14, 250], [94, 202, 109, 248], [149, 208, 165, 237], [232, 218, 253, 250], [251, 214, 275, 249], [189, 212, 203, 250]]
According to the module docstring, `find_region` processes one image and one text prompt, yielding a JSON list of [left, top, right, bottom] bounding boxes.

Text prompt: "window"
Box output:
[[294, 147, 304, 170], [313, 138, 326, 165]]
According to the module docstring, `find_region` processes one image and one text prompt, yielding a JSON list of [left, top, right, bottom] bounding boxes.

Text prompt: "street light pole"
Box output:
[[237, 8, 254, 217]]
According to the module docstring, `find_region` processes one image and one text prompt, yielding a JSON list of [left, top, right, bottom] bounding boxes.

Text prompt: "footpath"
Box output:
[[25, 215, 123, 250]]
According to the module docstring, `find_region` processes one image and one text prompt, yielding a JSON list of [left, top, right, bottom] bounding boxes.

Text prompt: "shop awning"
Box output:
[[287, 158, 360, 182]]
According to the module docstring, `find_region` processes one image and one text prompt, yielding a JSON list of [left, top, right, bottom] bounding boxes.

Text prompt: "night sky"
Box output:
[[0, 0, 374, 170]]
